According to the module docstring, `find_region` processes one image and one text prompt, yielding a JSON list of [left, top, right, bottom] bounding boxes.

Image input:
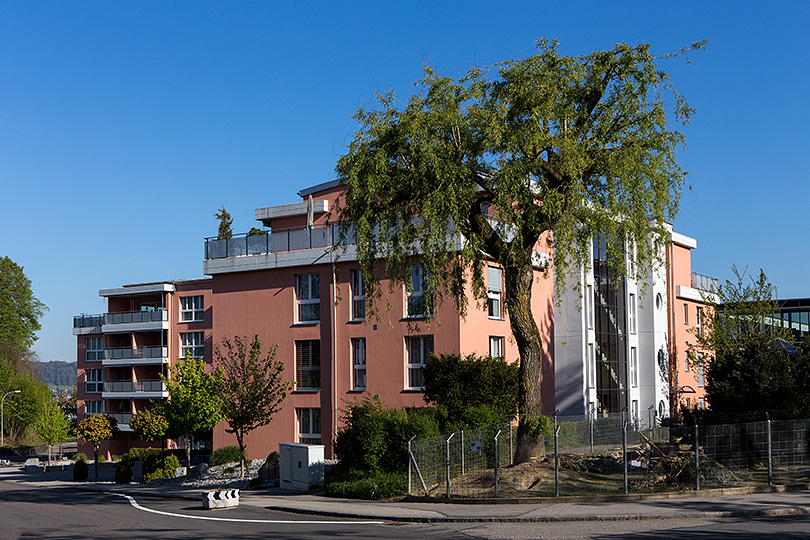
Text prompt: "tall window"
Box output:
[[296, 274, 320, 322], [86, 337, 104, 361], [295, 340, 321, 390], [406, 265, 431, 317], [696, 306, 703, 338], [181, 331, 204, 358], [683, 304, 689, 325], [350, 269, 365, 320], [85, 369, 104, 393], [351, 338, 366, 390], [630, 347, 638, 387], [586, 285, 594, 330], [86, 400, 104, 415], [489, 336, 504, 360], [405, 335, 433, 389], [628, 294, 637, 334], [297, 408, 321, 444], [180, 295, 204, 322], [697, 353, 705, 387], [487, 266, 503, 319], [685, 351, 690, 372]]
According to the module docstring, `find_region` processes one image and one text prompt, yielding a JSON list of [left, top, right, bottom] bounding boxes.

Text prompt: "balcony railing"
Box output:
[[104, 346, 168, 361], [104, 380, 166, 393], [108, 413, 133, 425], [205, 224, 346, 260], [74, 310, 168, 328], [691, 272, 719, 294]]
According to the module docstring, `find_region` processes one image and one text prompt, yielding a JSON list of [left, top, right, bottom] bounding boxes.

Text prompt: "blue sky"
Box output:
[[2, 1, 808, 363]]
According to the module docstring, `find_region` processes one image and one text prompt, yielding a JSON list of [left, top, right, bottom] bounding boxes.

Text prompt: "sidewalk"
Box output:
[[4, 464, 810, 523]]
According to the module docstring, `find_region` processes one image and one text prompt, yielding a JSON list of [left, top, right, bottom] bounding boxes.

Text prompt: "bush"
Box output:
[[325, 472, 406, 500], [125, 447, 162, 462], [96, 455, 106, 464], [73, 458, 88, 482], [114, 459, 132, 484], [211, 445, 250, 467], [142, 453, 181, 483], [73, 453, 87, 462]]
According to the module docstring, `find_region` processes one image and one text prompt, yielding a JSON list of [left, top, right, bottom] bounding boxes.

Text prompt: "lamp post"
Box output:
[[2, 390, 21, 448]]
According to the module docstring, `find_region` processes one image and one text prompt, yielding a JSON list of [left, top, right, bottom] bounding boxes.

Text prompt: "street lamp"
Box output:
[[2, 390, 21, 448]]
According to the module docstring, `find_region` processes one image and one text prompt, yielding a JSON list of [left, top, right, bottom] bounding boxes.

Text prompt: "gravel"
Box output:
[[145, 459, 267, 490]]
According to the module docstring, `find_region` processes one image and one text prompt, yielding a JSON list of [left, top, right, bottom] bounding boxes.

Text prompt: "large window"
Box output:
[[86, 400, 104, 415], [295, 340, 321, 390], [351, 337, 366, 390], [85, 369, 104, 393], [350, 269, 365, 320], [487, 266, 503, 319], [630, 347, 638, 387], [629, 294, 637, 334], [181, 331, 204, 358], [296, 274, 320, 322], [85, 337, 104, 362], [405, 335, 433, 389], [297, 408, 321, 444], [180, 295, 204, 322], [489, 336, 504, 360], [696, 306, 704, 338], [406, 265, 431, 317]]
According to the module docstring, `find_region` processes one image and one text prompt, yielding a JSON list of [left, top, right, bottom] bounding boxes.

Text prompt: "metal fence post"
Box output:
[[767, 414, 773, 487], [694, 420, 700, 491], [509, 423, 513, 465], [494, 429, 501, 498], [623, 420, 628, 494], [589, 405, 595, 454], [461, 429, 465, 476], [554, 425, 561, 497], [446, 433, 455, 499]]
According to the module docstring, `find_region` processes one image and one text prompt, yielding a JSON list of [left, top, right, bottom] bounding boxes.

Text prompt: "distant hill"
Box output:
[[35, 361, 77, 390]]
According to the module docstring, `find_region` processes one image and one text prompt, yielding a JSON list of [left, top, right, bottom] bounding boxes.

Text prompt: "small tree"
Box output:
[[161, 354, 224, 467], [216, 335, 293, 478], [77, 414, 115, 481], [214, 206, 233, 240], [129, 404, 169, 452], [33, 400, 71, 466]]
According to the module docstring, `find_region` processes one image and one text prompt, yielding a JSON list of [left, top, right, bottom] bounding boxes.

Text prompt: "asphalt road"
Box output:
[[3, 479, 810, 540]]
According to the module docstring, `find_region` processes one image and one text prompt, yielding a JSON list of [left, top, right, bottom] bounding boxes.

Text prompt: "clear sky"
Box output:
[[2, 1, 808, 363]]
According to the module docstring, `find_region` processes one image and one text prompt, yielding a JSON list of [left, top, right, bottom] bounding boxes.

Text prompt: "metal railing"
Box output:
[[108, 413, 133, 425], [691, 272, 719, 294], [104, 346, 168, 361], [104, 380, 166, 393], [204, 224, 344, 260], [74, 310, 168, 328]]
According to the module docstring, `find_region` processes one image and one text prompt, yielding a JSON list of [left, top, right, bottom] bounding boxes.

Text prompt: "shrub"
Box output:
[[114, 459, 132, 484], [211, 445, 250, 467], [142, 453, 181, 483], [73, 453, 87, 462], [125, 447, 162, 462], [96, 455, 106, 464], [73, 458, 88, 482], [223, 466, 236, 474], [325, 472, 406, 500]]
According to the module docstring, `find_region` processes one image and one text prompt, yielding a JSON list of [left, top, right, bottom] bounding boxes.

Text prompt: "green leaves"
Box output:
[[0, 256, 47, 353]]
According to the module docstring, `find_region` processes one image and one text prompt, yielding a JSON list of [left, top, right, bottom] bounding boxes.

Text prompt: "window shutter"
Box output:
[[488, 266, 503, 292]]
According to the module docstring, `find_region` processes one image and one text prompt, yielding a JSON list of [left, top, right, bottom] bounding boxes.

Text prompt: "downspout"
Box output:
[[331, 250, 339, 453]]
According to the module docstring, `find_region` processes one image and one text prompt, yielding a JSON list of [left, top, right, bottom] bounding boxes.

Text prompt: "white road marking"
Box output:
[[107, 492, 385, 525]]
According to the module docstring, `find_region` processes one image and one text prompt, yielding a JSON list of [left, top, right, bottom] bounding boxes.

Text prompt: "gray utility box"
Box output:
[[278, 443, 324, 491]]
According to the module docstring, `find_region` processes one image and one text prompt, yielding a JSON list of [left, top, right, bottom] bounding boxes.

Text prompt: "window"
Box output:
[[405, 335, 433, 389], [297, 408, 321, 444], [351, 338, 366, 390], [489, 336, 504, 360], [696, 306, 703, 338], [181, 331, 204, 358], [350, 270, 365, 320], [296, 274, 320, 322], [86, 337, 104, 362], [587, 343, 595, 389], [85, 369, 104, 393], [630, 347, 638, 387], [586, 285, 594, 330], [697, 353, 705, 387], [406, 265, 431, 317], [487, 266, 503, 319], [683, 304, 689, 325], [180, 295, 204, 322], [295, 340, 321, 390], [86, 400, 104, 415], [629, 294, 637, 334]]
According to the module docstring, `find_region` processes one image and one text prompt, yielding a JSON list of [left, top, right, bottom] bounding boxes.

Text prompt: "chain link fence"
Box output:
[[407, 415, 810, 498]]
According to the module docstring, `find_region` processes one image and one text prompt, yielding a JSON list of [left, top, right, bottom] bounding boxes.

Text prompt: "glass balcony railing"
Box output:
[[205, 224, 350, 260], [104, 380, 166, 393], [73, 310, 168, 328], [108, 413, 133, 425], [691, 272, 719, 294], [104, 346, 168, 361]]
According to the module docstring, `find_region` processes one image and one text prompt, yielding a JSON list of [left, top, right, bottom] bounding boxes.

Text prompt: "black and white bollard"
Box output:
[[202, 489, 240, 509]]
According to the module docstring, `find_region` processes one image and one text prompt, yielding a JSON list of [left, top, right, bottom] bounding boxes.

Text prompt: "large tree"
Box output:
[[76, 414, 116, 481], [161, 354, 224, 467], [0, 256, 47, 354], [335, 39, 701, 458], [129, 403, 169, 451], [34, 400, 71, 466], [216, 335, 292, 478]]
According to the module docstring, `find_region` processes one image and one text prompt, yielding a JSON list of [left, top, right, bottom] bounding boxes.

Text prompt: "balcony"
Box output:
[[691, 272, 719, 294], [103, 346, 169, 366], [73, 310, 169, 335], [108, 413, 133, 431], [102, 380, 168, 399], [204, 224, 340, 260]]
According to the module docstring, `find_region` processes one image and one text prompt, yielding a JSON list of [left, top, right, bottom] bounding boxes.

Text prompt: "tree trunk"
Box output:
[[236, 431, 245, 479], [186, 434, 192, 469], [94, 446, 99, 482], [505, 258, 546, 464]]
